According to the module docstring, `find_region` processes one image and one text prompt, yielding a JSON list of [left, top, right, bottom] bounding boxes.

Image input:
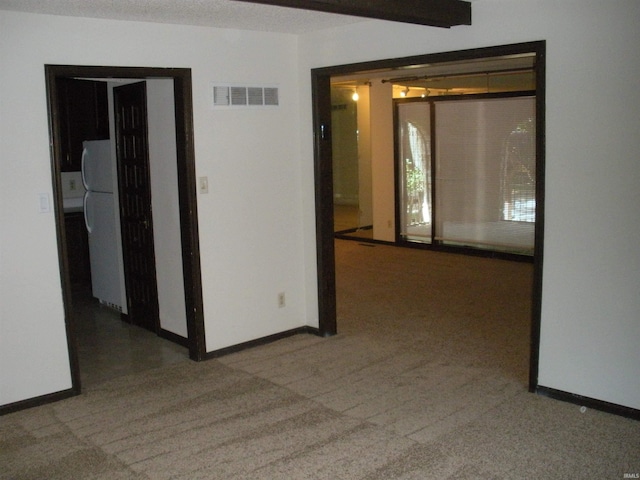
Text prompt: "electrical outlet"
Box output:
[[70, 179, 76, 191], [277, 292, 286, 308]]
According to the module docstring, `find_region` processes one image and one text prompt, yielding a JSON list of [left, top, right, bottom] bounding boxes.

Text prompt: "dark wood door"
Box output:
[[114, 81, 159, 332], [312, 72, 337, 336]]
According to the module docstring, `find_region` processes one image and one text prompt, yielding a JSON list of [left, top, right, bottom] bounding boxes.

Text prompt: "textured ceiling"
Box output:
[[0, 0, 367, 34]]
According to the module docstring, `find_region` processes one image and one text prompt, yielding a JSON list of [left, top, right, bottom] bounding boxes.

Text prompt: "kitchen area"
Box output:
[[56, 73, 190, 337], [55, 75, 190, 386], [58, 77, 126, 309]]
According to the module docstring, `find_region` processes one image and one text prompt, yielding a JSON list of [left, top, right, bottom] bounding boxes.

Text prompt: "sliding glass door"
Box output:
[[396, 94, 536, 255], [397, 102, 432, 243]]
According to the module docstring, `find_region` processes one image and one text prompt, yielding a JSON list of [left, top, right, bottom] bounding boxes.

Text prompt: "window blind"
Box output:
[[434, 96, 535, 254]]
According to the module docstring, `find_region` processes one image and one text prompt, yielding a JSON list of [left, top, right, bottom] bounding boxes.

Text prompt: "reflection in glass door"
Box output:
[[397, 102, 432, 243]]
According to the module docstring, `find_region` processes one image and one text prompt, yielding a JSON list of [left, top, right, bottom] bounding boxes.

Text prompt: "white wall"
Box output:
[[356, 86, 373, 227], [297, 1, 640, 410], [369, 81, 395, 242], [0, 11, 304, 406]]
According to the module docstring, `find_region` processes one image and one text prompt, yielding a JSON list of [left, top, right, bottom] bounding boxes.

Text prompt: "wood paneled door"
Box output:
[[114, 81, 160, 333]]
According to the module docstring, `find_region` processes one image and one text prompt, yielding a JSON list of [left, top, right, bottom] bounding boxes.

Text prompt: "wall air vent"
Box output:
[[231, 87, 247, 105], [213, 86, 230, 106], [264, 87, 279, 106], [212, 84, 279, 108], [248, 87, 263, 106]]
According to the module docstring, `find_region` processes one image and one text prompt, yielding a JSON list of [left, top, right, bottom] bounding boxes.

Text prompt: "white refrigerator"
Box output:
[[81, 139, 127, 313]]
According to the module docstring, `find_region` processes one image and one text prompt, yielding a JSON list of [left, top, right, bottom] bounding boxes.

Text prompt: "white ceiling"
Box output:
[[0, 0, 368, 34]]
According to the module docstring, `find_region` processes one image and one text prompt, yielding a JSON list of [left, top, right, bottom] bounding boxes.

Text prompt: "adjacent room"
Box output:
[[332, 51, 537, 258]]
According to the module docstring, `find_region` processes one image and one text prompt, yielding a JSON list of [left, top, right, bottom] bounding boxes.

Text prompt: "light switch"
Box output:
[[199, 176, 209, 194], [38, 193, 51, 213]]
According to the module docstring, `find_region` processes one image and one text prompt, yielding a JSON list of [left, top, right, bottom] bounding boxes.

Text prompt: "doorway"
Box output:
[[311, 41, 546, 391], [45, 65, 206, 394]]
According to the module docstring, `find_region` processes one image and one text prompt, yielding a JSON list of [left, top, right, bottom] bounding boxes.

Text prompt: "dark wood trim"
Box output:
[[430, 97, 437, 244], [158, 328, 190, 348], [231, 0, 471, 28], [392, 96, 402, 243], [313, 72, 338, 337], [420, 89, 537, 103], [536, 386, 640, 421], [314, 42, 546, 79], [335, 232, 534, 263], [0, 389, 76, 417], [312, 40, 546, 403], [204, 327, 321, 359], [334, 235, 394, 247], [44, 65, 206, 410], [45, 66, 83, 394], [173, 70, 208, 360], [529, 42, 546, 394], [394, 237, 535, 263]]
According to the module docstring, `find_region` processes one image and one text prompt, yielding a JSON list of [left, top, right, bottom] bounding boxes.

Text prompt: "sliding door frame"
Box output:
[[394, 90, 537, 257]]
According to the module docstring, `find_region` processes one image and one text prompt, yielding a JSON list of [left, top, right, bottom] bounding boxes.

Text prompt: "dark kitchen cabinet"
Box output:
[[65, 212, 91, 286], [57, 78, 110, 172]]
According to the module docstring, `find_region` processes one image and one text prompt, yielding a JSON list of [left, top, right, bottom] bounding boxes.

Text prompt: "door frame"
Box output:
[[311, 41, 546, 392], [45, 65, 207, 393]]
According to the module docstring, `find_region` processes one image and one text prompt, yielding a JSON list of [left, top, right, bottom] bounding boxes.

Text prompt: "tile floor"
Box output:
[[72, 286, 189, 390]]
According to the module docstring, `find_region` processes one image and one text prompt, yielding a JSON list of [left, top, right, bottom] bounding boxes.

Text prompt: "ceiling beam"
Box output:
[[230, 0, 472, 28]]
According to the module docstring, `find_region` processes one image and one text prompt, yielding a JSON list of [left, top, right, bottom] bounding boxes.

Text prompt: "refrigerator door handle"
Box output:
[[83, 190, 93, 234], [81, 146, 89, 191]]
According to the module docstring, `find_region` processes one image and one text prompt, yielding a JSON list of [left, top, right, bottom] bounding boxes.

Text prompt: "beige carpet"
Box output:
[[1, 240, 638, 479]]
